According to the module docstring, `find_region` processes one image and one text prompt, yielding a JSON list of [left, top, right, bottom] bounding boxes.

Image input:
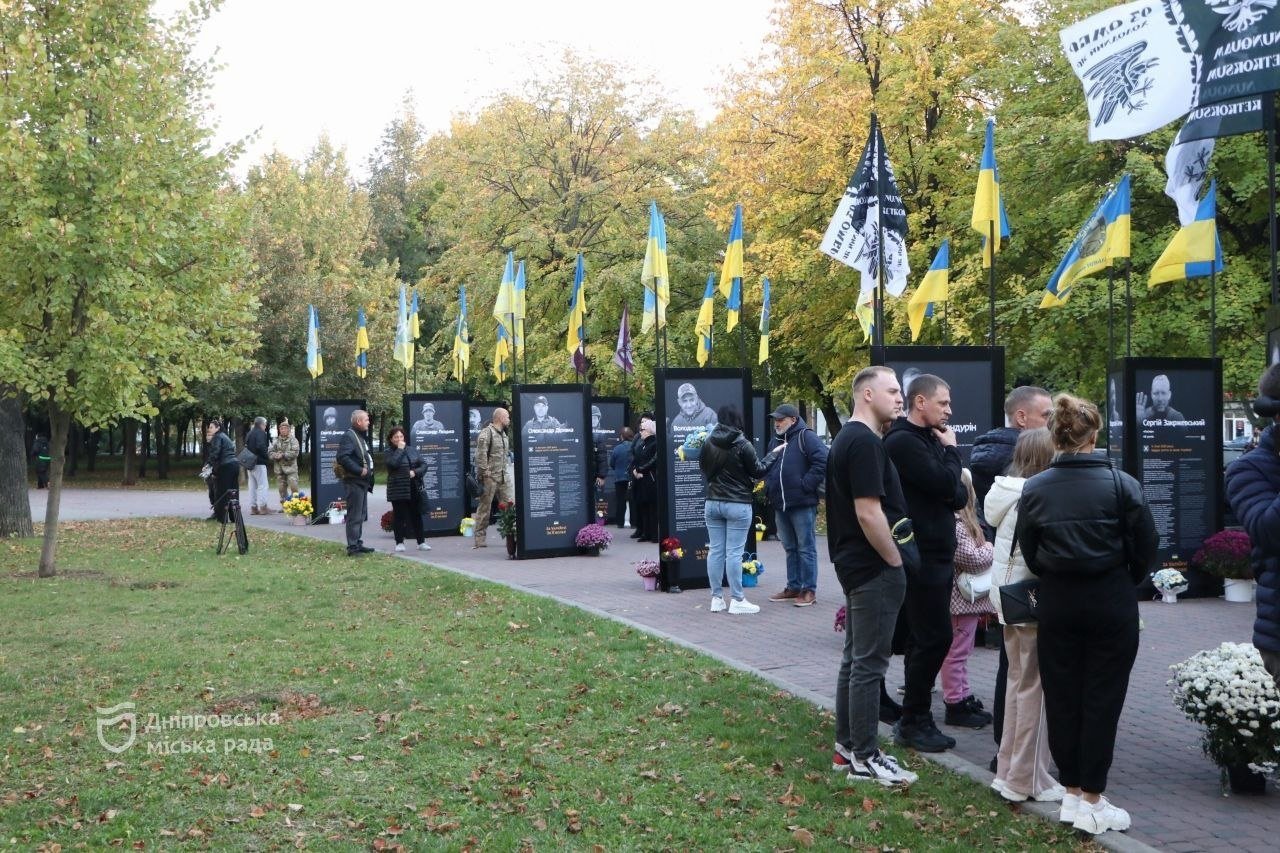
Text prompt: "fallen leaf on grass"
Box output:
[[777, 783, 805, 807], [791, 827, 815, 847], [862, 797, 876, 813]]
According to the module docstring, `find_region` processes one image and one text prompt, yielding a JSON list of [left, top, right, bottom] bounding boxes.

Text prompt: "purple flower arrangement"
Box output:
[[1192, 530, 1253, 580], [575, 524, 613, 550], [634, 559, 661, 578]]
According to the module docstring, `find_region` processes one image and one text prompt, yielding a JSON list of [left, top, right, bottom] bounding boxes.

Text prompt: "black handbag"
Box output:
[[465, 471, 483, 500], [999, 577, 1040, 625], [236, 448, 258, 471]]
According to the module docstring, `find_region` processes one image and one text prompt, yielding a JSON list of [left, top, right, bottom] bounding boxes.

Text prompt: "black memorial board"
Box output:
[[309, 399, 366, 522], [590, 397, 630, 523], [1115, 358, 1223, 581], [750, 390, 772, 458], [656, 368, 752, 590], [512, 385, 593, 559], [403, 394, 466, 536], [1107, 367, 1124, 469], [872, 346, 1004, 466], [1269, 306, 1280, 366]]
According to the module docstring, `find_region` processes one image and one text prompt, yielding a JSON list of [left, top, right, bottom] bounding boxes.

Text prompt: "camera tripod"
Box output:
[[215, 488, 249, 555]]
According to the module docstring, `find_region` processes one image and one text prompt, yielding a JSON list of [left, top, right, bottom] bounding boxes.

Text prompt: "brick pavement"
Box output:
[[33, 487, 1277, 849]]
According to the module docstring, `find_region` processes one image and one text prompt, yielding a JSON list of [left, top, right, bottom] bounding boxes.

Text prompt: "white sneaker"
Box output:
[[710, 596, 727, 613], [1072, 796, 1130, 835], [847, 750, 918, 786], [991, 778, 1027, 802], [728, 598, 760, 615], [418, 541, 431, 551], [1032, 784, 1066, 803], [1059, 792, 1080, 823], [394, 543, 406, 552]]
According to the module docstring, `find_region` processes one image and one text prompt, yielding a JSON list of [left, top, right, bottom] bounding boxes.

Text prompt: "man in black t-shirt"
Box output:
[[826, 365, 917, 786]]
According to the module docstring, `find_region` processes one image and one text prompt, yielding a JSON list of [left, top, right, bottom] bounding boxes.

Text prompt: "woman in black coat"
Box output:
[[384, 425, 430, 553], [205, 419, 240, 523], [630, 416, 660, 542], [1013, 394, 1156, 837]]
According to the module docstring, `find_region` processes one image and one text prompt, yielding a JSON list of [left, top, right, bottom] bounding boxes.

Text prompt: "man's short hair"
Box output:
[[1152, 374, 1171, 390], [1004, 385, 1050, 418], [852, 365, 895, 397], [254, 416, 267, 428], [906, 373, 948, 405], [350, 409, 367, 426], [422, 402, 435, 412], [1260, 363, 1280, 399]]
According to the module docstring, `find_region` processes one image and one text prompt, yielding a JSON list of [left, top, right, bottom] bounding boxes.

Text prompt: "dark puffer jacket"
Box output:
[[699, 424, 767, 505], [970, 426, 1019, 530], [763, 417, 828, 511], [1225, 424, 1280, 653], [385, 446, 427, 503], [1015, 454, 1157, 584]]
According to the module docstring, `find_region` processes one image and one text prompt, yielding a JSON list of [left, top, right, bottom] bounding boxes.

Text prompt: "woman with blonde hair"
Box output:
[[985, 427, 1062, 804], [941, 469, 997, 729], [1014, 395, 1156, 835]]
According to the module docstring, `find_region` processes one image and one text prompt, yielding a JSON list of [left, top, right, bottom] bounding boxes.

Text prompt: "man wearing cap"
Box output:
[[671, 383, 717, 429], [763, 403, 829, 607], [523, 395, 563, 433], [411, 402, 445, 436]]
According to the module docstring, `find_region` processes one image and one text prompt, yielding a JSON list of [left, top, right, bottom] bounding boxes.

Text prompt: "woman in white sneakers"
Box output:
[[984, 428, 1063, 805]]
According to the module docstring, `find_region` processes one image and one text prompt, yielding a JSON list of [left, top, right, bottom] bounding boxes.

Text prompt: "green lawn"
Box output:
[[0, 520, 1092, 850]]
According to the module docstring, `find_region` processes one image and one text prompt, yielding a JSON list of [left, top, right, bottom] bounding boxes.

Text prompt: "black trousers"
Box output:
[[391, 496, 425, 544], [213, 462, 240, 523], [901, 577, 954, 718], [1037, 571, 1139, 794], [993, 632, 1008, 745], [614, 482, 629, 528]]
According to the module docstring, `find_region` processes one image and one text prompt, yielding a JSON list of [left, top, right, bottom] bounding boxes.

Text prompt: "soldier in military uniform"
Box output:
[[269, 419, 301, 504], [411, 402, 446, 436], [523, 395, 563, 434]]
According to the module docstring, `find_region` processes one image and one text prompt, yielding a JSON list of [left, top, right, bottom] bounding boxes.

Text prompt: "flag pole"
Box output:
[[942, 301, 949, 345], [988, 221, 997, 346], [1269, 97, 1278, 306], [1107, 266, 1115, 376], [1210, 268, 1218, 359], [1124, 262, 1133, 358], [872, 114, 886, 351]]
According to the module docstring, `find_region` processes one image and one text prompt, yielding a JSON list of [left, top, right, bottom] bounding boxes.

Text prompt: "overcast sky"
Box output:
[[156, 0, 779, 178]]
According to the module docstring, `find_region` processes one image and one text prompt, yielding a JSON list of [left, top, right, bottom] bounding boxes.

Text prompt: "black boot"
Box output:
[[893, 714, 955, 752], [944, 695, 993, 729]]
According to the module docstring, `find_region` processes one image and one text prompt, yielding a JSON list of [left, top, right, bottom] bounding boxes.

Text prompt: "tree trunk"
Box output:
[[157, 417, 170, 479], [139, 417, 150, 479], [0, 394, 34, 538], [121, 417, 138, 485], [66, 422, 80, 478], [86, 428, 99, 472], [39, 402, 73, 577]]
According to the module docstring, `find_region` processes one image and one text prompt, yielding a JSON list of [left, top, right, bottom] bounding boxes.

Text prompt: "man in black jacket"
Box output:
[[337, 409, 376, 556], [885, 374, 969, 751]]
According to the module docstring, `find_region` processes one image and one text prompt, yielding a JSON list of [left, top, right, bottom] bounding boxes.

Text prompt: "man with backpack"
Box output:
[[764, 403, 829, 607]]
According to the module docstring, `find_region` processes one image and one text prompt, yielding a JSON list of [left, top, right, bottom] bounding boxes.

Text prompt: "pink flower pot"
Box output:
[[642, 575, 658, 591]]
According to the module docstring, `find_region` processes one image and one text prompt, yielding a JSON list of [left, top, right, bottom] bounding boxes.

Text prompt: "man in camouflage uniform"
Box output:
[[474, 408, 513, 548], [269, 419, 301, 505]]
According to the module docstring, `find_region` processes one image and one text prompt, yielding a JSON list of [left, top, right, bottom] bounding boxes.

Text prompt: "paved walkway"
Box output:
[[32, 488, 1277, 850]]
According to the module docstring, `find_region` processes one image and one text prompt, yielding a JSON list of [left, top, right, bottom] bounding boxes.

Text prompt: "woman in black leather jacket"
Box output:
[[630, 416, 660, 542], [698, 405, 768, 614], [205, 418, 240, 523], [1013, 394, 1156, 836]]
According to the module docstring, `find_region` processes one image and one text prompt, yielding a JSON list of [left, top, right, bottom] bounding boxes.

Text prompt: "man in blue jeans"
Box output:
[[764, 403, 828, 607], [828, 366, 917, 785]]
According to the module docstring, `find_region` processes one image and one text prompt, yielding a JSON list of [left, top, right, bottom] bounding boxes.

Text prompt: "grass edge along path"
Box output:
[[0, 519, 1095, 850]]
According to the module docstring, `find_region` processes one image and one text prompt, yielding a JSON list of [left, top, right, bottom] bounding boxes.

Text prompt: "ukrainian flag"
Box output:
[[409, 290, 420, 340], [513, 260, 528, 358], [392, 285, 414, 369], [908, 240, 949, 342], [719, 204, 744, 331], [1041, 175, 1131, 307], [695, 273, 715, 366], [354, 307, 369, 378], [453, 285, 470, 382], [306, 305, 323, 379], [641, 202, 669, 333], [493, 323, 512, 382], [971, 119, 1011, 269], [758, 276, 771, 365], [1150, 179, 1223, 286], [492, 252, 515, 337], [567, 253, 586, 355]]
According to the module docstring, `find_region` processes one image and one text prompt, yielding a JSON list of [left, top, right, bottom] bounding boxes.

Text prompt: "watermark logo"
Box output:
[[95, 702, 137, 754]]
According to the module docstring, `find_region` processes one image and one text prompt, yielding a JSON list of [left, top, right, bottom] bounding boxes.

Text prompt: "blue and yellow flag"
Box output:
[[719, 204, 744, 331], [567, 253, 586, 355], [908, 240, 949, 342], [641, 202, 669, 333], [1150, 179, 1223, 286], [695, 273, 715, 366], [409, 290, 420, 341], [306, 305, 323, 379], [493, 323, 512, 383], [1041, 174, 1131, 307], [354, 307, 369, 378], [758, 276, 771, 364], [492, 252, 515, 337], [393, 285, 414, 369], [452, 285, 470, 382], [514, 260, 527, 358], [971, 119, 1011, 269]]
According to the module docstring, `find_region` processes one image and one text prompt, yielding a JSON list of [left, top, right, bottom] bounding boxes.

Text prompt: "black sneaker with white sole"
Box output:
[[847, 749, 918, 786]]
